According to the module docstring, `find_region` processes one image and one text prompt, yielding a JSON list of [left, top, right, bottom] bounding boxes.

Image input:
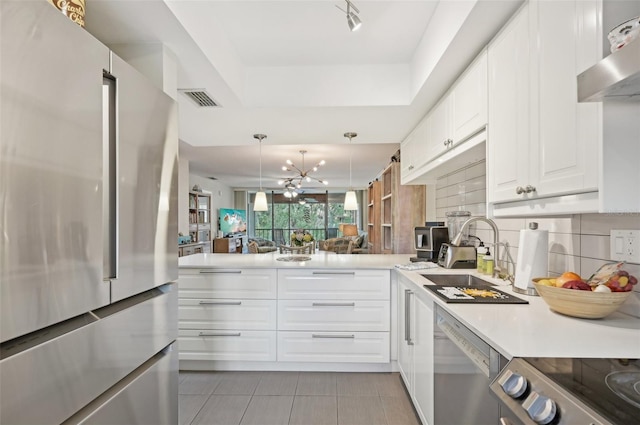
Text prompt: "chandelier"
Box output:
[[278, 150, 328, 197]]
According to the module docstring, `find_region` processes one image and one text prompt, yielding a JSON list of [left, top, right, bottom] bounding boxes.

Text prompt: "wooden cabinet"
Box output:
[[277, 269, 391, 364], [188, 191, 212, 250], [214, 234, 248, 254], [379, 163, 425, 254], [398, 275, 434, 425], [178, 241, 211, 257], [178, 268, 278, 363], [488, 1, 602, 215], [402, 51, 488, 185], [367, 181, 381, 254]]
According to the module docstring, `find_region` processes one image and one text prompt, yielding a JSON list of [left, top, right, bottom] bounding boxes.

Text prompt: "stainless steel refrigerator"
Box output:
[[0, 1, 179, 423]]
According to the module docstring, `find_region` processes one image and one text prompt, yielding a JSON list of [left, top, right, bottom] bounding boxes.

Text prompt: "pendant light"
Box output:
[[253, 134, 268, 211], [343, 132, 358, 211]]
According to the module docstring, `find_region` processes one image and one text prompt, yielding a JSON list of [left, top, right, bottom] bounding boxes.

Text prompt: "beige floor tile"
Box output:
[[239, 395, 294, 425], [289, 396, 338, 425], [254, 371, 299, 395], [380, 396, 421, 425], [337, 396, 387, 425], [214, 371, 263, 395], [178, 395, 208, 425], [179, 372, 224, 395], [373, 373, 408, 397], [336, 373, 379, 396], [296, 372, 337, 396], [191, 395, 251, 425]]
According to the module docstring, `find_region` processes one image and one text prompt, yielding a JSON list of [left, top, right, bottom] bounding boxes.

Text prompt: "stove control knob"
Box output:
[[523, 391, 557, 425], [498, 369, 527, 398]]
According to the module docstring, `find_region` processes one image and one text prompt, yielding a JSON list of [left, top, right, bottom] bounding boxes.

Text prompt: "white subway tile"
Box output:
[[465, 175, 486, 191], [548, 233, 580, 257], [581, 213, 640, 236], [495, 218, 527, 231], [464, 189, 486, 206], [549, 253, 581, 275], [580, 234, 611, 260], [526, 216, 580, 234], [447, 170, 466, 186], [465, 161, 486, 180]]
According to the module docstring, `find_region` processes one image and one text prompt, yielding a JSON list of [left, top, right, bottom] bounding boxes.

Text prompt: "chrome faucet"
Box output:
[[451, 217, 501, 278]]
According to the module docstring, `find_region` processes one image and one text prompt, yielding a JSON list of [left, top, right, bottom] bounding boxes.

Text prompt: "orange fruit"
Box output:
[[555, 271, 582, 287]]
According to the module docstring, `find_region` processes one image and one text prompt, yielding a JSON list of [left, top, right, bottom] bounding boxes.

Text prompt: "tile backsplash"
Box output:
[[434, 160, 640, 316]]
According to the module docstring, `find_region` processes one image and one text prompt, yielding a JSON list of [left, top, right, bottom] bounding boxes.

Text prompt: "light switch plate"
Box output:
[[610, 229, 640, 263]]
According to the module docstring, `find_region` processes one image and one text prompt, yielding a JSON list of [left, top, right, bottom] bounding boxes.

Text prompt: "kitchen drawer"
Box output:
[[277, 331, 390, 363], [179, 299, 276, 330], [277, 300, 389, 332], [278, 269, 390, 300], [178, 329, 276, 362], [179, 269, 277, 299]]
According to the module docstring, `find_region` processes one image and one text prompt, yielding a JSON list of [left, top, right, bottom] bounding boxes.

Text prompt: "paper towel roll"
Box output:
[[514, 223, 549, 291]]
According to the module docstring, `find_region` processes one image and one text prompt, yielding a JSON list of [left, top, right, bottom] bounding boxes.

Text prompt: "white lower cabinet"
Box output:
[[179, 329, 277, 362], [277, 331, 390, 363], [178, 269, 277, 362], [398, 276, 434, 425], [178, 267, 392, 368]]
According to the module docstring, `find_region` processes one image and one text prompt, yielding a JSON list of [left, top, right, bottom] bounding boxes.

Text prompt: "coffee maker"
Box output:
[[410, 222, 449, 262]]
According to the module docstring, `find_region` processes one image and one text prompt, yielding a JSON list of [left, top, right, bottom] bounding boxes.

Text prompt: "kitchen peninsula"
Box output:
[[179, 252, 640, 366]]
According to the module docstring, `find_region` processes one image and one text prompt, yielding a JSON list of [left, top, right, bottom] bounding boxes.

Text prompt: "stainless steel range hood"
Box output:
[[578, 39, 640, 102]]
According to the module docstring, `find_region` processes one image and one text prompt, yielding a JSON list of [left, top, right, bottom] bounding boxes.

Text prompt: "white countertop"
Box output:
[[179, 253, 640, 360], [178, 252, 414, 269]]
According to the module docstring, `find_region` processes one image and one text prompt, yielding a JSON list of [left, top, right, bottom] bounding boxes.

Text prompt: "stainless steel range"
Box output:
[[491, 357, 640, 425]]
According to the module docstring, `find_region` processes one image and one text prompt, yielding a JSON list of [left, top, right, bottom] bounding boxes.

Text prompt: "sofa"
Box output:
[[247, 237, 277, 253], [318, 232, 368, 254]]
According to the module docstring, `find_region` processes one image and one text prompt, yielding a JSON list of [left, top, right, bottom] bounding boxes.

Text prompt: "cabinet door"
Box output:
[[451, 51, 488, 144], [400, 118, 429, 185], [278, 269, 390, 300], [425, 97, 451, 162], [397, 280, 413, 390], [413, 296, 434, 425], [487, 4, 531, 203], [529, 0, 600, 198], [179, 268, 277, 299]]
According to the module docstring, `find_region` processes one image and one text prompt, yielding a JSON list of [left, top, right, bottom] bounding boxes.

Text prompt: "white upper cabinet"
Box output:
[[450, 51, 488, 144], [488, 0, 603, 216], [402, 50, 488, 185]]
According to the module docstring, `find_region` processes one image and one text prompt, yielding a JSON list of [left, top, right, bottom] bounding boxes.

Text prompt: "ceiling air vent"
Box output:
[[179, 89, 220, 107]]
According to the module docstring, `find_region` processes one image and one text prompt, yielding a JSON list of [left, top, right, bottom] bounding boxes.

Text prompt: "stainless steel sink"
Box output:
[[419, 274, 494, 287]]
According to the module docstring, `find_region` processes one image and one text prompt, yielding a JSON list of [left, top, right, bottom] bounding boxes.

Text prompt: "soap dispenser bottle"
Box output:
[[476, 242, 487, 273], [483, 247, 494, 276]]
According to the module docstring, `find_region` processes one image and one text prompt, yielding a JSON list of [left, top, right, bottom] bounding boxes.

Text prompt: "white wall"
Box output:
[[189, 175, 235, 238]]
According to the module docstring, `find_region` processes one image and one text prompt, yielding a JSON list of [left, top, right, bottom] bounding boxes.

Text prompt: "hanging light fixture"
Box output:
[[343, 132, 358, 211], [336, 0, 362, 32], [278, 150, 328, 193], [253, 134, 268, 211]]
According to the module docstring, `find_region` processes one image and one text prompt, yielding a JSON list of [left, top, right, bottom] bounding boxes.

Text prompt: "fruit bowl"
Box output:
[[533, 278, 632, 319]]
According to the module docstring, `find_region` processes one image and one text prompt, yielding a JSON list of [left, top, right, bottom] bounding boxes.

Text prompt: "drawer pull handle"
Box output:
[[311, 272, 356, 275], [199, 270, 242, 274], [312, 302, 356, 307], [198, 332, 241, 337], [199, 301, 242, 306], [311, 334, 355, 339]]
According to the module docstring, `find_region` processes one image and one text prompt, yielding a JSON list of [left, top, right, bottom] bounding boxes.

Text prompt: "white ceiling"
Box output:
[[85, 0, 523, 190]]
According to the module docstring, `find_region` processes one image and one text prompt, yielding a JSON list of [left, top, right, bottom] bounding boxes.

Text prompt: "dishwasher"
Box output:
[[434, 305, 521, 425]]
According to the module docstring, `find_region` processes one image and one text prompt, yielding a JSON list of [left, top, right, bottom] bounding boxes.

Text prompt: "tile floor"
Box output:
[[179, 371, 421, 425]]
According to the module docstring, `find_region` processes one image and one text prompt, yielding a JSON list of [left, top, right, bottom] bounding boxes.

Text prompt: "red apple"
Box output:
[[562, 280, 591, 291]]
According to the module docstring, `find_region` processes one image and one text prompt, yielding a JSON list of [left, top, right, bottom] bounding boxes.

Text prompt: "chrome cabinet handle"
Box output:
[[198, 332, 241, 337], [404, 289, 414, 345], [525, 185, 536, 193], [312, 302, 356, 307], [516, 186, 526, 195], [499, 418, 515, 425], [199, 301, 242, 305], [311, 271, 356, 275], [311, 334, 355, 339], [199, 270, 242, 274]]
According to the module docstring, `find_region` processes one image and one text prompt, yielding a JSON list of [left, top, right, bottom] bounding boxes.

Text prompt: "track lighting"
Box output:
[[336, 0, 362, 32]]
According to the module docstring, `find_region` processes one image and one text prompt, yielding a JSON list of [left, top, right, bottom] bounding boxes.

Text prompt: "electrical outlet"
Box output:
[[610, 229, 640, 264]]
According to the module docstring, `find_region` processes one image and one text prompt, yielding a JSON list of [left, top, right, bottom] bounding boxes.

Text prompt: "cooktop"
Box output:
[[423, 284, 529, 304]]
